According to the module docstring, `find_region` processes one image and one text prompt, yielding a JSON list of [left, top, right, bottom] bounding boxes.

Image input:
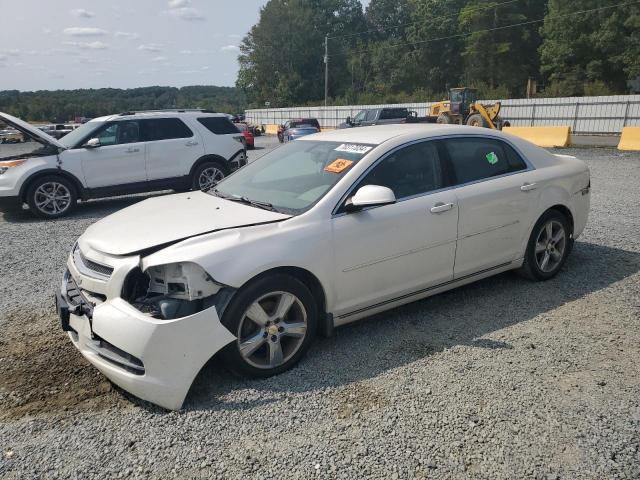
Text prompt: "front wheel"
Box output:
[[26, 175, 77, 219], [219, 274, 317, 377], [191, 161, 226, 191], [517, 210, 572, 281], [466, 113, 489, 128]]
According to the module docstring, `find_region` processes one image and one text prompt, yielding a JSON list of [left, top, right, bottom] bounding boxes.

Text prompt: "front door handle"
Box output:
[[520, 182, 537, 192], [185, 140, 199, 147], [430, 202, 454, 214], [125, 147, 140, 153]]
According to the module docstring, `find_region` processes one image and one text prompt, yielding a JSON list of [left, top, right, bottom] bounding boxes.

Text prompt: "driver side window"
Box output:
[[355, 141, 444, 200], [94, 121, 140, 146]]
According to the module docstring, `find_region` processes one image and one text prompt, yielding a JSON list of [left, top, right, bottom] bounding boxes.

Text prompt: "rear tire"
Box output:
[[191, 161, 227, 191], [218, 274, 317, 378], [26, 175, 77, 219], [517, 209, 572, 281], [437, 113, 452, 124], [466, 113, 489, 128]]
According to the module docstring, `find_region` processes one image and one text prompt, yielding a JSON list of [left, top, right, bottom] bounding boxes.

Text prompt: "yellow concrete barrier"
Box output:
[[503, 126, 571, 148], [618, 127, 640, 151], [263, 124, 280, 135]]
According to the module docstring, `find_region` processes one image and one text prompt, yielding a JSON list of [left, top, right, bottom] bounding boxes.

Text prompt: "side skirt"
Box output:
[[333, 259, 523, 327]]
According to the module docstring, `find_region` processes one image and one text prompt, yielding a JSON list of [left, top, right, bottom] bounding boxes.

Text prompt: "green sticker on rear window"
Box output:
[[486, 151, 498, 165]]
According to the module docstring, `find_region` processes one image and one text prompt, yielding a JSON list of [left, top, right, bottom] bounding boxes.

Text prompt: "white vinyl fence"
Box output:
[[245, 95, 640, 135]]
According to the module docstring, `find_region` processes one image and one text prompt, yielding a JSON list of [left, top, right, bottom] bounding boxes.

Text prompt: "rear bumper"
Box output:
[[58, 268, 236, 410]]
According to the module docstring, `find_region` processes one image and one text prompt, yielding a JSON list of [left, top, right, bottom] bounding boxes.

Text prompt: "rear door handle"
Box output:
[[430, 202, 454, 214], [125, 147, 140, 153], [520, 182, 537, 192]]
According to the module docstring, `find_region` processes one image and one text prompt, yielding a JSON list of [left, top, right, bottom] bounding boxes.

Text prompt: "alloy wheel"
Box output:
[[198, 167, 225, 190], [237, 291, 308, 369], [534, 220, 566, 273], [34, 181, 72, 216]]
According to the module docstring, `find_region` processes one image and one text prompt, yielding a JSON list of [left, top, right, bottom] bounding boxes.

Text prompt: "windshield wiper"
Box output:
[[211, 189, 276, 211]]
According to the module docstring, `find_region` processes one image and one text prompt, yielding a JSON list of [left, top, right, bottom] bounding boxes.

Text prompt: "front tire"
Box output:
[[466, 113, 489, 128], [26, 175, 77, 219], [518, 209, 572, 281], [219, 274, 317, 378], [191, 161, 227, 191]]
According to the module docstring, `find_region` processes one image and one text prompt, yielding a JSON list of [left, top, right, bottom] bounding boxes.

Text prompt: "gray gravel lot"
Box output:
[[0, 138, 639, 479]]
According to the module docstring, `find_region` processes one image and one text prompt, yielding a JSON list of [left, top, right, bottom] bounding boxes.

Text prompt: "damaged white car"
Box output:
[[57, 124, 590, 409]]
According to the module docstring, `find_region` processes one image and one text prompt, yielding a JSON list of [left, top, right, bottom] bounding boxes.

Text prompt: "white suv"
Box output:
[[0, 110, 247, 218]]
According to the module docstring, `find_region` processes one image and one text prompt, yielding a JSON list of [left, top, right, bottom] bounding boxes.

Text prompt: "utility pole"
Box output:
[[324, 34, 329, 107]]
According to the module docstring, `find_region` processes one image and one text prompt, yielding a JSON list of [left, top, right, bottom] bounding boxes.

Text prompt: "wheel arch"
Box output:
[[188, 154, 230, 178], [546, 204, 574, 236], [19, 169, 85, 202], [238, 266, 329, 335]]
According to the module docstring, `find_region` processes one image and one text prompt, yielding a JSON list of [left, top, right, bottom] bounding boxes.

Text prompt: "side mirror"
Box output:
[[84, 138, 101, 148], [345, 185, 396, 212], [346, 116, 352, 125]]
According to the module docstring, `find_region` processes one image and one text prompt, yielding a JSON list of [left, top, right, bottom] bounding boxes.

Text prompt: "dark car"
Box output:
[[278, 118, 321, 142], [282, 124, 320, 142]]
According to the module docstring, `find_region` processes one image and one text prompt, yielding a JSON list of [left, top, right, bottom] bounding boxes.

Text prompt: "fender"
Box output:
[[18, 167, 86, 201]]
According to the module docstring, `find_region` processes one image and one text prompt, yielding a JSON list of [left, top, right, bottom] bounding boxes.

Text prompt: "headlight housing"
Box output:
[[0, 159, 26, 175], [146, 262, 221, 301]]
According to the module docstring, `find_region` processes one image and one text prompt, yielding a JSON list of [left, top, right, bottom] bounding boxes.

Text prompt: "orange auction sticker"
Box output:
[[324, 158, 354, 173]]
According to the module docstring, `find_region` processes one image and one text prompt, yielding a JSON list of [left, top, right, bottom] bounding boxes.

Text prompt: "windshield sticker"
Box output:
[[324, 158, 354, 173], [486, 151, 499, 165], [334, 144, 373, 154]]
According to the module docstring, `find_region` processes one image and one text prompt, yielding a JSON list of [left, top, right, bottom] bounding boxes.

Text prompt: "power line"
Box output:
[[328, 0, 523, 42], [328, 0, 640, 58]]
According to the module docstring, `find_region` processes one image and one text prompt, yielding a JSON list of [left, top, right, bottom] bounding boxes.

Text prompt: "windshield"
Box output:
[[58, 121, 103, 148], [211, 140, 374, 214], [352, 110, 366, 123]]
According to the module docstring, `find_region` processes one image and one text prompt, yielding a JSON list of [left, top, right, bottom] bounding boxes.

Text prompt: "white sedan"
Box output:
[[57, 124, 590, 409]]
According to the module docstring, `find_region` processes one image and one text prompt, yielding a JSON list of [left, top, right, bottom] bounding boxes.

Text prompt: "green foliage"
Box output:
[[238, 0, 639, 106], [0, 86, 246, 122]]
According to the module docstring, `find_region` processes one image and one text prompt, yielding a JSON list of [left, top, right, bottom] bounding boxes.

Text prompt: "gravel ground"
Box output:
[[0, 139, 639, 479]]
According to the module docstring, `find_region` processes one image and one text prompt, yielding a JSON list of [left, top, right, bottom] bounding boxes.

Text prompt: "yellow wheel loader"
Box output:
[[428, 87, 510, 130]]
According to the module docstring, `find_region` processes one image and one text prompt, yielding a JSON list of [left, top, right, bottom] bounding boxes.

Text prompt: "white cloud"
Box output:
[[0, 54, 7, 62], [220, 45, 239, 53], [63, 27, 108, 37], [227, 34, 243, 39], [42, 28, 52, 35], [115, 31, 140, 40], [165, 1, 204, 21], [138, 43, 163, 52], [2, 49, 20, 56], [168, 7, 205, 20], [64, 41, 110, 50], [151, 56, 168, 62], [179, 49, 192, 55], [71, 8, 94, 18], [168, 0, 190, 7]]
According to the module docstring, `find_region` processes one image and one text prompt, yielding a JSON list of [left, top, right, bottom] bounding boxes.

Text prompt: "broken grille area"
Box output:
[[73, 244, 114, 278]]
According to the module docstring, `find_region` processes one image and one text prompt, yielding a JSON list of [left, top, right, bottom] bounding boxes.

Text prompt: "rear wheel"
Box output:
[[191, 161, 226, 191], [26, 175, 77, 219], [437, 113, 452, 124], [466, 113, 489, 128], [219, 274, 317, 378], [518, 210, 572, 281]]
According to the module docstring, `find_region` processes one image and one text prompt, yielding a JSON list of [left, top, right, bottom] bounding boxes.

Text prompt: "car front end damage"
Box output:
[[56, 242, 236, 410]]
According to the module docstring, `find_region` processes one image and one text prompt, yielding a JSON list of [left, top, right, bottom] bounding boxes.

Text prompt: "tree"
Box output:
[[540, 0, 640, 96], [236, 0, 366, 107], [459, 0, 545, 96]]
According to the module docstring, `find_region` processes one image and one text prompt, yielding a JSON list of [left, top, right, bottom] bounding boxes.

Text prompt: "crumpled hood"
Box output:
[[79, 191, 291, 256]]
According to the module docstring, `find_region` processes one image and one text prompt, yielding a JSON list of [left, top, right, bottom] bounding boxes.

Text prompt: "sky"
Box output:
[[0, 0, 270, 91]]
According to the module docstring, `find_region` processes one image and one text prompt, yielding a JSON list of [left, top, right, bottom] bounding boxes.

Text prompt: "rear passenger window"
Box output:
[[198, 117, 240, 134], [443, 138, 527, 185], [140, 118, 193, 141], [358, 141, 443, 200]]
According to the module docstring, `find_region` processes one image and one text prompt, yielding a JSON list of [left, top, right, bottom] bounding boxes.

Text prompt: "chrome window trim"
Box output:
[[331, 133, 535, 218]]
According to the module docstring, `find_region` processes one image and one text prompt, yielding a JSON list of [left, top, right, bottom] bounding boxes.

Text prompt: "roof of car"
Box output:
[[301, 124, 509, 145], [89, 110, 227, 122]]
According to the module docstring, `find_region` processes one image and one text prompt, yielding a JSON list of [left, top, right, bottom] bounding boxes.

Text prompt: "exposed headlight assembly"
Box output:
[[125, 262, 233, 320], [0, 159, 26, 175]]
